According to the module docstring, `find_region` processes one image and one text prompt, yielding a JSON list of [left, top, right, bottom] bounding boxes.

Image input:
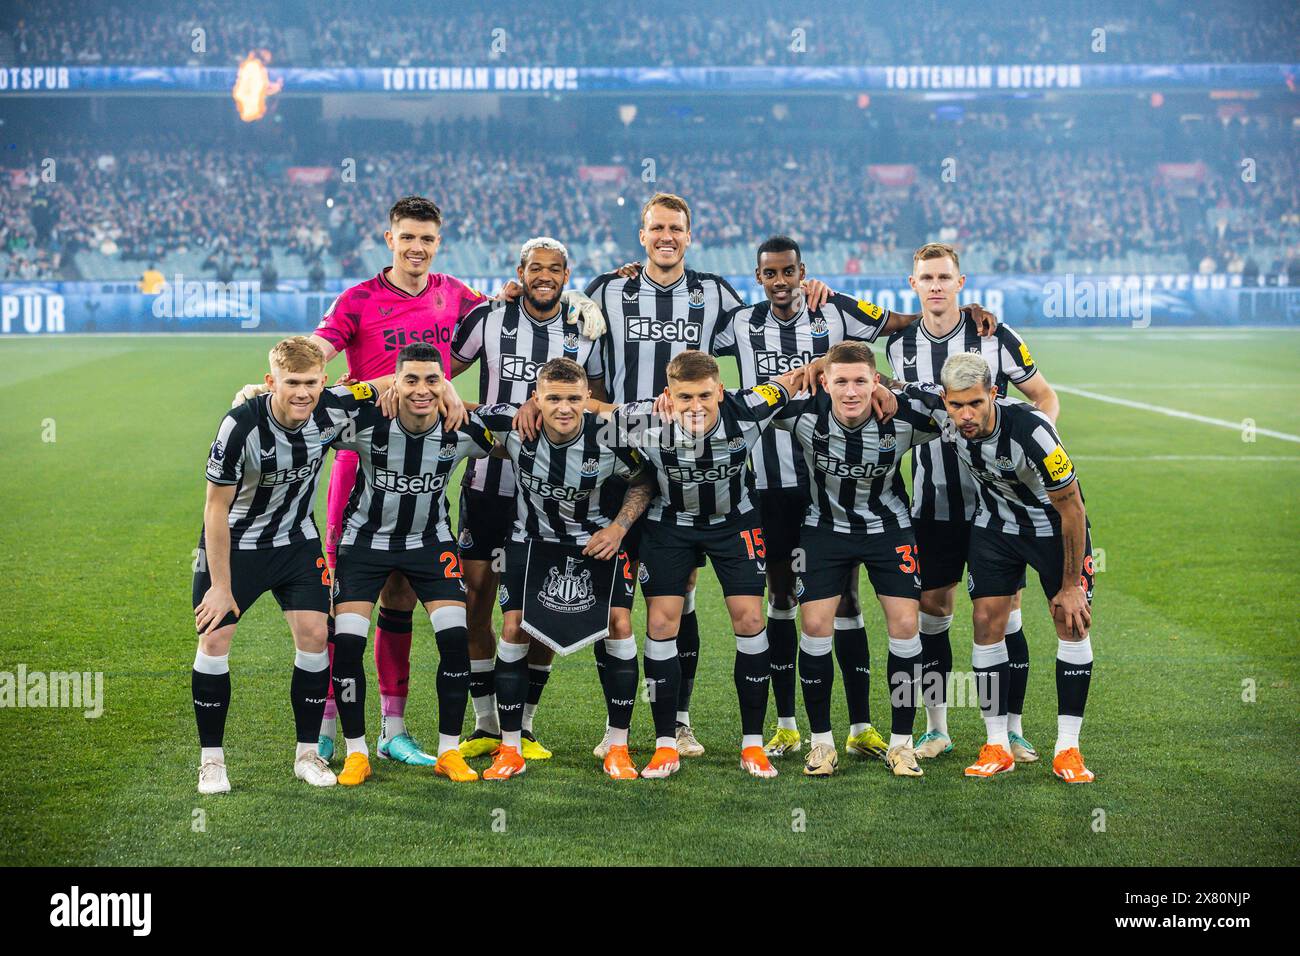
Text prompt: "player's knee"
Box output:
[[379, 575, 417, 612], [296, 629, 328, 654], [971, 605, 1005, 643], [920, 588, 955, 617], [647, 609, 677, 639], [197, 629, 233, 658], [608, 614, 633, 642], [527, 642, 554, 665], [732, 607, 765, 635]]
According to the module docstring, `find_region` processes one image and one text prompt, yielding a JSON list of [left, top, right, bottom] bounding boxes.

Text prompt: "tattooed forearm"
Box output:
[[615, 480, 652, 530]]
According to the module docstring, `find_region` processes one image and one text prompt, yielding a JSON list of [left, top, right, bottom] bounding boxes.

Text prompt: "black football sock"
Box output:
[[733, 630, 771, 742], [494, 644, 530, 738], [290, 648, 330, 745], [972, 640, 1010, 745], [676, 597, 701, 718], [602, 636, 639, 731], [919, 612, 953, 735], [797, 633, 835, 736], [767, 604, 799, 722], [593, 638, 615, 715], [468, 657, 497, 734], [834, 614, 872, 726], [524, 663, 552, 734], [886, 635, 923, 741], [1005, 617, 1030, 726], [431, 606, 471, 740], [643, 637, 681, 743], [330, 614, 369, 744], [1055, 636, 1093, 753], [192, 651, 231, 749]]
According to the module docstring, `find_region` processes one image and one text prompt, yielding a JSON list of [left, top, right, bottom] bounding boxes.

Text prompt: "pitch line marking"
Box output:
[[1075, 455, 1300, 462], [1055, 385, 1300, 445]]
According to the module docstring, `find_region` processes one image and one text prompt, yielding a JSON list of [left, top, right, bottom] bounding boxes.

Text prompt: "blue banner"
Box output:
[[1, 274, 1295, 336], [2, 63, 1296, 95]]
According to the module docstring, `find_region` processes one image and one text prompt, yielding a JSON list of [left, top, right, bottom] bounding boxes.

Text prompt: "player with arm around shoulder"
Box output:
[[900, 353, 1096, 783], [192, 337, 381, 795], [471, 359, 653, 780]]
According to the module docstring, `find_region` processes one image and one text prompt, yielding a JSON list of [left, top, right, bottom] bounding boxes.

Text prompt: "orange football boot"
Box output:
[[964, 743, 1015, 778], [1052, 747, 1095, 783], [740, 745, 778, 778], [482, 745, 526, 780], [602, 744, 639, 780], [641, 746, 680, 779]]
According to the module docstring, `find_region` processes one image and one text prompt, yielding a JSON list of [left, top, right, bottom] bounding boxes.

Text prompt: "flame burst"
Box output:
[[232, 52, 282, 122]]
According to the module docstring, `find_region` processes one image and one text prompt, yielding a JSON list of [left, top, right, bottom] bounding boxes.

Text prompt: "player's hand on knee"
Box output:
[[962, 302, 999, 336], [1051, 586, 1091, 638], [231, 382, 268, 407], [195, 586, 239, 635], [871, 382, 898, 422]]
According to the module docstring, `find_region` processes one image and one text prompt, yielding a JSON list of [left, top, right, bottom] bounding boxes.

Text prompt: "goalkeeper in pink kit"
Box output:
[[273, 195, 607, 764]]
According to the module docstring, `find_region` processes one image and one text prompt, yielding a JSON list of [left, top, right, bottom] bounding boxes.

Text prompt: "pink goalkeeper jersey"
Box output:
[[314, 267, 487, 380]]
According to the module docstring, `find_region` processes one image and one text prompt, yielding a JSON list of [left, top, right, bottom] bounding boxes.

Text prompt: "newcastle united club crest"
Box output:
[[538, 556, 596, 613]]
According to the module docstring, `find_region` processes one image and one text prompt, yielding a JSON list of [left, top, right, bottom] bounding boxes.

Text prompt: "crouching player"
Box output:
[[774, 342, 939, 777], [901, 353, 1096, 782], [192, 337, 388, 794], [472, 358, 652, 779], [608, 352, 806, 779], [328, 342, 497, 785]]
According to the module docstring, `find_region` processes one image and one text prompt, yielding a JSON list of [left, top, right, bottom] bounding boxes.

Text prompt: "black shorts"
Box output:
[[497, 541, 636, 614], [756, 487, 810, 565], [640, 513, 766, 599], [797, 524, 921, 604], [966, 524, 1096, 602], [333, 542, 467, 606], [914, 517, 1027, 593], [457, 487, 515, 563], [192, 535, 330, 630]]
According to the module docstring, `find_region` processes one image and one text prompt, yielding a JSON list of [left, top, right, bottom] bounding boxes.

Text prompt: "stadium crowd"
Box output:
[[4, 133, 1295, 282], [6, 0, 1298, 67]]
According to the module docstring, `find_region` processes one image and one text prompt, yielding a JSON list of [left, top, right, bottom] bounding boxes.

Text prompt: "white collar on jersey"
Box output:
[[919, 311, 969, 344], [519, 297, 564, 325]]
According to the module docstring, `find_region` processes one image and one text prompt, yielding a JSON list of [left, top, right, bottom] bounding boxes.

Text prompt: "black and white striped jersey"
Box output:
[[204, 384, 374, 550], [903, 384, 1080, 537], [334, 405, 495, 551], [610, 383, 788, 527], [885, 319, 1038, 522], [712, 293, 890, 490], [475, 405, 644, 546], [585, 268, 744, 404], [451, 298, 605, 498], [773, 390, 940, 534]]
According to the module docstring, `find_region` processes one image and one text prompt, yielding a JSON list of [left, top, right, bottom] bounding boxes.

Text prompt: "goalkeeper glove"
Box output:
[[560, 290, 607, 340]]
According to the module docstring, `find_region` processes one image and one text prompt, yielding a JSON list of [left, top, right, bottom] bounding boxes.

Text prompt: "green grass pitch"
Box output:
[[1, 328, 1296, 866]]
